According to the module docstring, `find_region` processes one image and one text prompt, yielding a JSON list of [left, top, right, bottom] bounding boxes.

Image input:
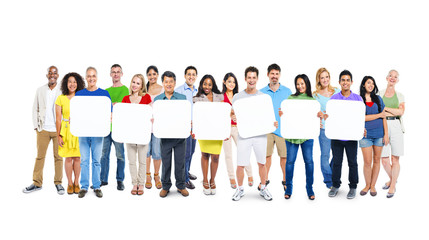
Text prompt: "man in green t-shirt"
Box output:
[[100, 64, 129, 191]]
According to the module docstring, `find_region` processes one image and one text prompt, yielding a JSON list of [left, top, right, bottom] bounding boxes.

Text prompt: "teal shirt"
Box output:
[[285, 93, 315, 145]]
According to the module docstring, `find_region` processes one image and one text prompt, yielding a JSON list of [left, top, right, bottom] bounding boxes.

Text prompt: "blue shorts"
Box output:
[[359, 137, 383, 148], [147, 133, 161, 159]]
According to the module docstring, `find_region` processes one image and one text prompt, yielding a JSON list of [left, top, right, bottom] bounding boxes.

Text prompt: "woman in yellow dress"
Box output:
[[55, 72, 85, 194], [193, 75, 224, 195]]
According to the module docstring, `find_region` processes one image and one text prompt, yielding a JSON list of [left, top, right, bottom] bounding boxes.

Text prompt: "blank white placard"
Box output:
[[232, 94, 276, 138], [325, 100, 365, 140], [112, 103, 152, 144], [280, 99, 320, 139], [192, 102, 231, 140], [70, 96, 111, 137], [152, 100, 191, 139]]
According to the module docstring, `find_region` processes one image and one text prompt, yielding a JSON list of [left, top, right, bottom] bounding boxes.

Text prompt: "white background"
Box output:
[[1, 0, 427, 239]]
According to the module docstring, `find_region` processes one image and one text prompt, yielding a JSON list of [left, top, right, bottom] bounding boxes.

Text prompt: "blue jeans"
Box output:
[[100, 132, 125, 183], [319, 129, 333, 188], [79, 137, 103, 190], [285, 139, 314, 197], [185, 135, 196, 182], [147, 133, 161, 160]]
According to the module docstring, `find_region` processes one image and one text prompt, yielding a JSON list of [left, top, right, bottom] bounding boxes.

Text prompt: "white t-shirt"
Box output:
[[42, 86, 58, 132]]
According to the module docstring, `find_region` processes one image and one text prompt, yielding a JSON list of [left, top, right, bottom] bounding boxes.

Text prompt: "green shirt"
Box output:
[[382, 92, 399, 109], [285, 93, 314, 145], [106, 85, 129, 103]]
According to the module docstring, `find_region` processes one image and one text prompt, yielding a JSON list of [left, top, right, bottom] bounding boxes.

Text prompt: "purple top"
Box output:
[[330, 90, 363, 102]]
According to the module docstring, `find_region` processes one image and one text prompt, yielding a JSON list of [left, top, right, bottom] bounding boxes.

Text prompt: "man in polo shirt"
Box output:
[[328, 70, 363, 199], [100, 64, 129, 191], [231, 66, 277, 201], [23, 66, 64, 195], [155, 71, 189, 198], [260, 63, 291, 191], [175, 66, 198, 189]]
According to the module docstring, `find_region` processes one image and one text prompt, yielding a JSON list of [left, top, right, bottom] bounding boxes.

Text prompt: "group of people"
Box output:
[[23, 63, 405, 201]]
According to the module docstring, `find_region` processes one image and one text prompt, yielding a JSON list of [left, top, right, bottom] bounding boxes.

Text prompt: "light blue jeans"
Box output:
[[318, 129, 333, 188], [79, 137, 103, 190]]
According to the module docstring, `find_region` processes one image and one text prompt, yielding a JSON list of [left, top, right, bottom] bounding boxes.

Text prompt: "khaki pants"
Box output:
[[33, 130, 63, 186], [126, 143, 148, 185]]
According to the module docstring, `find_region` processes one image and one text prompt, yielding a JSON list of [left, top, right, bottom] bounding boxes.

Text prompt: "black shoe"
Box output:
[[101, 182, 108, 187], [117, 181, 125, 191], [185, 181, 195, 189], [189, 173, 197, 180], [55, 184, 65, 195], [23, 184, 42, 193], [94, 189, 103, 198], [78, 189, 88, 198]]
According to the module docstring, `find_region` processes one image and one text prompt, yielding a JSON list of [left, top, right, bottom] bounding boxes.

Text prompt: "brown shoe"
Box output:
[[159, 189, 169, 198], [73, 184, 80, 194], [178, 188, 189, 197], [67, 185, 74, 195]]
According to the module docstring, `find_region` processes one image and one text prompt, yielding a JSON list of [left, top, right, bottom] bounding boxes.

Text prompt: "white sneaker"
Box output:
[[259, 188, 273, 201], [232, 188, 244, 201]]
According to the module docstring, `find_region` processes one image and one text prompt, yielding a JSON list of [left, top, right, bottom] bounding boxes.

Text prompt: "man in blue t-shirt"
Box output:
[[260, 63, 291, 192]]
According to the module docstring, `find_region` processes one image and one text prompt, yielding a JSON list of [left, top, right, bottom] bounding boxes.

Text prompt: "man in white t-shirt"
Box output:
[[231, 66, 277, 201], [23, 66, 64, 195]]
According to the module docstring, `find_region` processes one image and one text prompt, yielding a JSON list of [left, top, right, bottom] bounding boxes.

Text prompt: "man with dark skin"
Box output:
[[24, 66, 64, 195]]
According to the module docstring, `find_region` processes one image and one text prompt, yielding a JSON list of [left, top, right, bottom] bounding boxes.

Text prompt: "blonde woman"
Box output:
[[122, 74, 152, 195], [380, 70, 405, 198], [313, 68, 340, 189]]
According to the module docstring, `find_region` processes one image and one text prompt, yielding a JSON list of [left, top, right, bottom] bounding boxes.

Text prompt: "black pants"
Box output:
[[160, 138, 186, 191], [331, 140, 358, 189]]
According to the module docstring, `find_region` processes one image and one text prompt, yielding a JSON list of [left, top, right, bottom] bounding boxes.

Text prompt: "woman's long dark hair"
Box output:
[[360, 76, 381, 113], [222, 72, 239, 95], [196, 74, 221, 97], [146, 65, 159, 91], [292, 74, 313, 97]]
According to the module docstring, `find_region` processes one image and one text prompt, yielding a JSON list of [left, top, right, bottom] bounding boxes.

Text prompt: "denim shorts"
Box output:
[[359, 137, 383, 148], [147, 133, 161, 159]]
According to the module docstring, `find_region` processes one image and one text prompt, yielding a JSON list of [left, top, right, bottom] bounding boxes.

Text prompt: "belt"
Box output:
[[62, 118, 70, 128], [386, 116, 400, 120]]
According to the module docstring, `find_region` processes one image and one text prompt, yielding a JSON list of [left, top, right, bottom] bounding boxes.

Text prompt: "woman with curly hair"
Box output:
[[55, 72, 85, 194]]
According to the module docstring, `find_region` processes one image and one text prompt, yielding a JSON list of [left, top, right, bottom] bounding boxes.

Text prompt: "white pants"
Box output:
[[382, 119, 404, 157]]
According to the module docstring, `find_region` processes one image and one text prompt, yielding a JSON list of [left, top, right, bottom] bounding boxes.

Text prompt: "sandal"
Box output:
[[230, 179, 237, 189], [145, 172, 152, 189], [154, 173, 162, 189], [248, 177, 254, 187], [282, 181, 286, 191], [137, 185, 144, 195], [284, 194, 291, 199], [308, 195, 315, 200], [210, 181, 216, 195], [203, 181, 211, 195], [131, 185, 138, 195]]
